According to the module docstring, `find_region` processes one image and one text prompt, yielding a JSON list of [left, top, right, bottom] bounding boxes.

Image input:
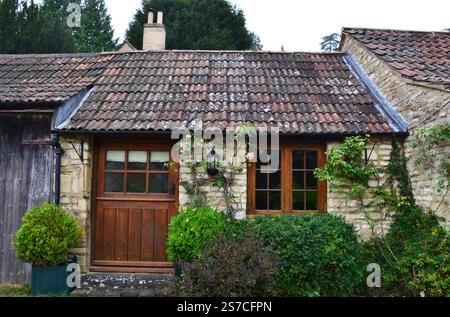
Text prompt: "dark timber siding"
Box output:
[[0, 114, 53, 283]]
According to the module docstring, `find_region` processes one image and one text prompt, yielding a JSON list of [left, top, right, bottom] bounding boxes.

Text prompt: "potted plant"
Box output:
[[13, 204, 83, 296]]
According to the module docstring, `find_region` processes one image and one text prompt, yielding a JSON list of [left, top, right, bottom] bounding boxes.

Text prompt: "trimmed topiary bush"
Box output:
[[13, 204, 83, 267], [254, 214, 364, 297], [178, 232, 278, 297], [167, 205, 226, 262]]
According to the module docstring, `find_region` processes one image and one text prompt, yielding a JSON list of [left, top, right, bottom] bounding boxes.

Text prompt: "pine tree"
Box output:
[[0, 0, 18, 53], [38, 0, 75, 53], [320, 33, 341, 52], [74, 0, 117, 52], [126, 0, 262, 50]]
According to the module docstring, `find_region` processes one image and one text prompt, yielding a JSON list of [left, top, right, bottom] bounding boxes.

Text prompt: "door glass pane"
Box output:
[[306, 171, 318, 189], [150, 151, 170, 170], [306, 191, 318, 210], [269, 170, 281, 189], [255, 191, 267, 210], [256, 170, 268, 189], [127, 173, 146, 193], [292, 171, 304, 190], [106, 151, 125, 169], [306, 151, 318, 169], [128, 151, 147, 170], [293, 151, 305, 169], [269, 191, 281, 210], [293, 191, 305, 210], [105, 173, 124, 192], [149, 173, 169, 193]]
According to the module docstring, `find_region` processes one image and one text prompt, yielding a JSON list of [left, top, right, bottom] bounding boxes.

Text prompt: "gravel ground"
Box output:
[[70, 273, 177, 297]]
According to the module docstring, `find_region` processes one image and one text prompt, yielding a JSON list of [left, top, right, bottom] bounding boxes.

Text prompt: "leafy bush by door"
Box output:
[[13, 204, 83, 267], [167, 205, 226, 262]]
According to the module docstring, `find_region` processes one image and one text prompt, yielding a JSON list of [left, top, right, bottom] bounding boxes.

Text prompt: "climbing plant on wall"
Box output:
[[315, 135, 387, 235], [412, 123, 450, 211], [179, 123, 256, 218]]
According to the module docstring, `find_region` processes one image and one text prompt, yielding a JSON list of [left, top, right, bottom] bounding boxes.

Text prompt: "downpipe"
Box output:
[[52, 132, 62, 206]]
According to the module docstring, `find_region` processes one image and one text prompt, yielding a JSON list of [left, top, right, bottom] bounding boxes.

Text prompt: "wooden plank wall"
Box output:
[[0, 114, 53, 283]]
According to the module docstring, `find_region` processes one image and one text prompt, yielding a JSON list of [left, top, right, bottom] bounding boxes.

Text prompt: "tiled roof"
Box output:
[[0, 53, 114, 104], [0, 50, 395, 134], [342, 28, 450, 89]]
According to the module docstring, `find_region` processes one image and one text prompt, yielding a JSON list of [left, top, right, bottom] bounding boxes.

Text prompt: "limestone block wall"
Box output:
[[342, 37, 450, 225], [178, 137, 248, 220], [59, 136, 93, 273], [326, 137, 393, 239]]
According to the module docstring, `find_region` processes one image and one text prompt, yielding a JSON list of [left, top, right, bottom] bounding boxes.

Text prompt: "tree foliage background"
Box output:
[[126, 0, 262, 50], [0, 0, 116, 53], [320, 33, 341, 52]]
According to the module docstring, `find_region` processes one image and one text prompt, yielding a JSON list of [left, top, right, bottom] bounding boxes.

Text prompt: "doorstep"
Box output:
[[70, 272, 176, 297]]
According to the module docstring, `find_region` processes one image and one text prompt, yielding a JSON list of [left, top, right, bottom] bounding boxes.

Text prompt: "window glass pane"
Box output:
[[306, 191, 318, 210], [306, 171, 318, 189], [293, 191, 305, 210], [256, 170, 268, 189], [106, 151, 125, 170], [150, 151, 170, 170], [126, 173, 146, 193], [292, 171, 304, 190], [269, 170, 281, 189], [128, 151, 147, 170], [306, 151, 318, 169], [269, 191, 281, 210], [255, 191, 267, 210], [149, 173, 169, 193], [293, 151, 305, 169], [104, 173, 124, 192]]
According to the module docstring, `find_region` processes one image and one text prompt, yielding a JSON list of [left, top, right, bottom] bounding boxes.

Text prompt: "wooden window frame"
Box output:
[[247, 141, 327, 216]]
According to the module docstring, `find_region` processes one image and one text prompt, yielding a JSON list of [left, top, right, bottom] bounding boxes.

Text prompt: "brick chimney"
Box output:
[[143, 10, 166, 51]]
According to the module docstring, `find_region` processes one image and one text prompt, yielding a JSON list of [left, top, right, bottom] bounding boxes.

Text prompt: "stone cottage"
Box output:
[[0, 13, 448, 282], [340, 28, 450, 223]]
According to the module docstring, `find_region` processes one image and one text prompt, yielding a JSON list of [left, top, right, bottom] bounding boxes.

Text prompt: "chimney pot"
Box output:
[[157, 11, 163, 24], [147, 10, 154, 24]]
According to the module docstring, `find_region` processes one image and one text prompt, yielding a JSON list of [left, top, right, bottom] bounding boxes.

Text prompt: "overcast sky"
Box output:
[[103, 0, 449, 51]]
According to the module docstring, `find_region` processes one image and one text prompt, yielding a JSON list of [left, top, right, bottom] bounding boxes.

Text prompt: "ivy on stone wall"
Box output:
[[412, 123, 450, 211], [180, 124, 255, 218], [315, 135, 386, 235]]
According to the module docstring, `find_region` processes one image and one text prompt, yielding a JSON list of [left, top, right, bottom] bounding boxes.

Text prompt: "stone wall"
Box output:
[[342, 37, 450, 225], [178, 136, 248, 220], [326, 137, 393, 239], [60, 136, 93, 273]]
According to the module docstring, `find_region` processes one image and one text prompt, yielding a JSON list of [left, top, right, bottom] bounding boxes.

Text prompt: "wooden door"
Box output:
[[92, 139, 178, 273], [0, 114, 53, 283]]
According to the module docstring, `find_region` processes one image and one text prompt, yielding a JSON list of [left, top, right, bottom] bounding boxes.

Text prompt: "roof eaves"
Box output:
[[343, 52, 409, 134]]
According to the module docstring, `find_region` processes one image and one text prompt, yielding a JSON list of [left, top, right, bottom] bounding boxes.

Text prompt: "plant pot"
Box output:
[[174, 262, 182, 278], [31, 256, 77, 297]]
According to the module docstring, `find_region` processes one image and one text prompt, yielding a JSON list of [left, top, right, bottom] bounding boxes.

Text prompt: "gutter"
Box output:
[[343, 52, 409, 134], [51, 132, 62, 206]]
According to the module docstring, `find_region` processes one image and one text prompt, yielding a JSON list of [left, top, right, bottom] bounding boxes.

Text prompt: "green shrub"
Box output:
[[255, 214, 364, 296], [167, 205, 226, 262], [364, 207, 450, 297], [13, 204, 83, 267], [178, 232, 278, 297]]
